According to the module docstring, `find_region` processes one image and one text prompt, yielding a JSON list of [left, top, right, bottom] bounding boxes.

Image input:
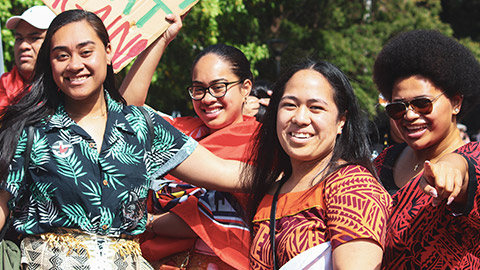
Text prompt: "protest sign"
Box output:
[[43, 0, 198, 72]]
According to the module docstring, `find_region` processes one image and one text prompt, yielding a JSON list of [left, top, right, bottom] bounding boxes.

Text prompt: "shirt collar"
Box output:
[[44, 90, 135, 135]]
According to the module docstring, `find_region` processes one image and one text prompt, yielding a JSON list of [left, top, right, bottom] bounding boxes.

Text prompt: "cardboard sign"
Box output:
[[42, 0, 198, 72]]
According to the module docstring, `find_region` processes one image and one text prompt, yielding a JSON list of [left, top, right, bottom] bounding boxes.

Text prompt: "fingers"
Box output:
[[259, 98, 270, 107], [421, 160, 465, 207]]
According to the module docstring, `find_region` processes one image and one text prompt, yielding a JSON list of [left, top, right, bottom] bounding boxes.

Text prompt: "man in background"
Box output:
[[0, 6, 55, 114]]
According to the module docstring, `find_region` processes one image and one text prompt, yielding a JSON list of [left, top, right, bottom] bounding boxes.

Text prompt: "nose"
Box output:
[[201, 90, 217, 104], [66, 54, 84, 72], [403, 103, 420, 120], [18, 40, 32, 51], [292, 106, 311, 125]]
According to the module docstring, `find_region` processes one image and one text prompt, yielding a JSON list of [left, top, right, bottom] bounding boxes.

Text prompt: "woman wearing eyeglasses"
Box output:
[[373, 30, 480, 269], [122, 44, 256, 269]]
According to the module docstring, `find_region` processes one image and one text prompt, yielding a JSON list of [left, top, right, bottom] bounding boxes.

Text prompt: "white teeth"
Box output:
[[406, 125, 427, 132], [205, 108, 222, 114], [290, 132, 312, 139], [68, 76, 88, 82]]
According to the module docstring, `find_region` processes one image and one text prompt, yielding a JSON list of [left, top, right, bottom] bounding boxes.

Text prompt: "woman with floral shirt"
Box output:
[[0, 10, 243, 269]]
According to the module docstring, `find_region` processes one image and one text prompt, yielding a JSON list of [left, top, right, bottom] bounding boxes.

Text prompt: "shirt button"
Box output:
[[89, 142, 95, 148], [103, 180, 108, 186], [102, 224, 109, 230]]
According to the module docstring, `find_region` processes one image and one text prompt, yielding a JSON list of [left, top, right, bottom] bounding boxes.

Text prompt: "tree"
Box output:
[[2, 0, 479, 122]]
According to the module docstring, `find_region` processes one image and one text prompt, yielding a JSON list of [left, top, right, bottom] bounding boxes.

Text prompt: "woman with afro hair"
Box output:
[[373, 29, 480, 269]]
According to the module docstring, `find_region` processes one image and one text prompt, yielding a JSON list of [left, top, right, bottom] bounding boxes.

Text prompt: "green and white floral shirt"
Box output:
[[3, 91, 197, 237]]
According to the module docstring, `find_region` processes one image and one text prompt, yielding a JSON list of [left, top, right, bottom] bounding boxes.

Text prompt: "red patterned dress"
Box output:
[[250, 165, 392, 269], [374, 142, 480, 269]]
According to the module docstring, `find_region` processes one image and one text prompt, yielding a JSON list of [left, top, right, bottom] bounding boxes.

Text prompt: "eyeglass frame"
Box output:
[[187, 80, 244, 101], [385, 92, 445, 120]]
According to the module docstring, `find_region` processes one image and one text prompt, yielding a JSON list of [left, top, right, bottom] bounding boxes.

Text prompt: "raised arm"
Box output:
[[119, 13, 184, 106], [168, 144, 245, 192]]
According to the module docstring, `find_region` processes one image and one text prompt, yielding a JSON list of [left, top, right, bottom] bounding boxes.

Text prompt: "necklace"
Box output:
[[68, 111, 107, 119], [412, 141, 465, 172]]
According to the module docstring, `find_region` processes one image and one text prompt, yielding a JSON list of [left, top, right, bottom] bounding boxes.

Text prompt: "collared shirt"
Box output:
[[3, 91, 197, 237]]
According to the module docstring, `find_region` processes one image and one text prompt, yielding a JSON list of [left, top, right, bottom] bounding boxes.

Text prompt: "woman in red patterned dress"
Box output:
[[373, 30, 480, 269], [242, 59, 391, 269]]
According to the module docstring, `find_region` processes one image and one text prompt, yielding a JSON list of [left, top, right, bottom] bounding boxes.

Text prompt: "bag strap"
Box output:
[[24, 126, 35, 186], [0, 126, 34, 241], [138, 106, 154, 148], [270, 177, 287, 270]]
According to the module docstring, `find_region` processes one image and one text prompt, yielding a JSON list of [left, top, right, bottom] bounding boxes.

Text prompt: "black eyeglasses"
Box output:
[[187, 80, 243, 101], [385, 92, 444, 120]]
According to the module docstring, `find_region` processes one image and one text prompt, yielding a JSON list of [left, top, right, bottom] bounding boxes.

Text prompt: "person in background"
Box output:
[[0, 9, 244, 269], [242, 79, 272, 121], [0, 6, 56, 114], [373, 29, 480, 269], [240, 59, 391, 269], [121, 44, 257, 269], [457, 123, 471, 143]]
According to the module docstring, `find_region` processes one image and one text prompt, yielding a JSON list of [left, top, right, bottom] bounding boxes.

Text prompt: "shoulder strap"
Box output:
[[270, 177, 287, 270], [138, 106, 154, 147], [24, 126, 34, 185]]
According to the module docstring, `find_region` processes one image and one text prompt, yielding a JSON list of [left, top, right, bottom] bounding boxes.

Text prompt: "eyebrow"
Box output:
[[192, 78, 228, 85], [15, 31, 44, 37], [281, 95, 329, 105], [51, 40, 96, 52]]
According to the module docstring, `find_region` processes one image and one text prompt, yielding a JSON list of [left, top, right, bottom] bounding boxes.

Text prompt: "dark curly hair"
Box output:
[[373, 29, 480, 119]]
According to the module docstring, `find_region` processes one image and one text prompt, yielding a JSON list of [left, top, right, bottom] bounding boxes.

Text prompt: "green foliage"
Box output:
[[3, 0, 480, 119]]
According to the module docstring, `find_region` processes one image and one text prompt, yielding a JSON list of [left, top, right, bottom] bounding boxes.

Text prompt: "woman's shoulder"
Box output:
[[325, 164, 388, 194]]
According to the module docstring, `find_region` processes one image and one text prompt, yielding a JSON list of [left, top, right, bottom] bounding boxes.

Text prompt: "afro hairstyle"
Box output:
[[373, 29, 480, 119]]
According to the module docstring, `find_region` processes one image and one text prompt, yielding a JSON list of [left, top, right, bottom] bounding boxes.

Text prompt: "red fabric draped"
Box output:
[[140, 115, 259, 269], [0, 66, 27, 115]]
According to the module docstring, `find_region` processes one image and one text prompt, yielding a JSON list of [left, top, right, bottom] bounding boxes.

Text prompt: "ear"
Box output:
[[451, 94, 463, 115], [241, 79, 253, 99], [106, 43, 113, 65], [337, 113, 347, 135]]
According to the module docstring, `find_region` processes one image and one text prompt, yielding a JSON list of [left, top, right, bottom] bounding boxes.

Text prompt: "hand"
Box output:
[[419, 157, 468, 207], [243, 96, 261, 117], [158, 13, 184, 46]]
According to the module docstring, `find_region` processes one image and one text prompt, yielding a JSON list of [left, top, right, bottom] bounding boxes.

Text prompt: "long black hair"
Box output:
[[0, 9, 125, 181], [242, 59, 375, 226]]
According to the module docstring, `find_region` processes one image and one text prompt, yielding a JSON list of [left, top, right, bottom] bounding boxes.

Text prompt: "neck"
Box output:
[[65, 90, 107, 119], [286, 154, 334, 192], [412, 127, 465, 167]]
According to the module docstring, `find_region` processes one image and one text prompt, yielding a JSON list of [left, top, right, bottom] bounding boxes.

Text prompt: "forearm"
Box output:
[[146, 212, 196, 238], [332, 239, 382, 270], [0, 190, 10, 231], [119, 37, 169, 106], [169, 145, 246, 192]]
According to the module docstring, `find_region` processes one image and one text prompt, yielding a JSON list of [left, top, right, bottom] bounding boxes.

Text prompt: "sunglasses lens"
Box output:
[[410, 98, 433, 114], [385, 103, 406, 120]]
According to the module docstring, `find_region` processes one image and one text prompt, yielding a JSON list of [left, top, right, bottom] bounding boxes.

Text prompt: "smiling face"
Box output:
[[50, 20, 112, 103], [276, 69, 345, 164], [14, 20, 46, 81], [191, 53, 251, 132], [391, 75, 461, 151]]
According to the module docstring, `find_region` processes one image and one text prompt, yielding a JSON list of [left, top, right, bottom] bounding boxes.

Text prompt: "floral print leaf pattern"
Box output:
[[5, 91, 197, 237], [99, 159, 125, 189], [12, 129, 27, 160], [62, 204, 93, 231], [31, 130, 50, 168], [55, 153, 87, 185], [38, 200, 61, 225], [81, 180, 102, 206]]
